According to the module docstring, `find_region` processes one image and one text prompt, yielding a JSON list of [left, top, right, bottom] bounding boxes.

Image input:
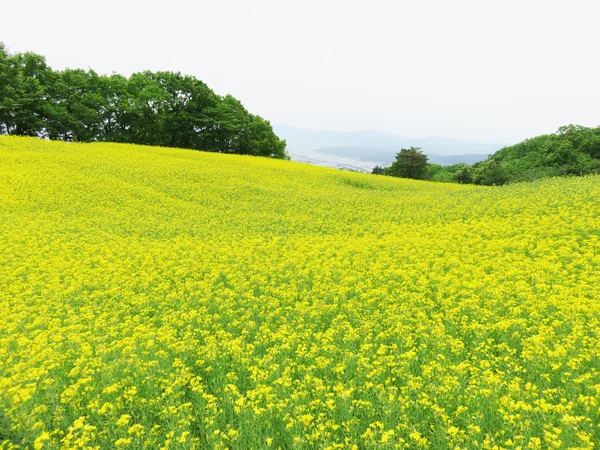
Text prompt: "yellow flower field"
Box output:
[[0, 136, 599, 449]]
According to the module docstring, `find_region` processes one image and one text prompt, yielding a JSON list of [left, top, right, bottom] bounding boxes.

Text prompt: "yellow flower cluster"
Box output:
[[0, 136, 599, 449]]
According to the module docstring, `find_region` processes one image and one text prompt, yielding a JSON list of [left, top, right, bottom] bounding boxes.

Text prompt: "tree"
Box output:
[[455, 165, 473, 184], [0, 48, 53, 136], [474, 160, 509, 186], [388, 147, 429, 179], [0, 45, 288, 159], [426, 163, 443, 180], [0, 43, 13, 134], [578, 134, 600, 160], [371, 165, 385, 175]]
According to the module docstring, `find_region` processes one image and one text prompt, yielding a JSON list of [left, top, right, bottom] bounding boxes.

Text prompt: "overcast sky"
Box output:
[[3, 0, 599, 143]]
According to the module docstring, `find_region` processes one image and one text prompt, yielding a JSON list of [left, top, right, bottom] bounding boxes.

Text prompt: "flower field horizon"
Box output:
[[0, 136, 599, 449]]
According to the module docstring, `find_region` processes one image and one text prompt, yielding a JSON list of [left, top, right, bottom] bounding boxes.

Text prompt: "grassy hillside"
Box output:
[[476, 125, 600, 183], [1, 136, 599, 449], [430, 125, 600, 185]]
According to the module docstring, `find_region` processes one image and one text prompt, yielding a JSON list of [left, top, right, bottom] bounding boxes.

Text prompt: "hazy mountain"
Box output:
[[275, 125, 504, 155], [315, 146, 489, 166], [274, 125, 503, 172]]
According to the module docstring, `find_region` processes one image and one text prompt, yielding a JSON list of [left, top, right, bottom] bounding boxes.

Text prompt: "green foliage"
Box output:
[[472, 125, 600, 184], [426, 163, 462, 183], [454, 165, 473, 184], [426, 163, 443, 180], [0, 43, 287, 159], [373, 125, 600, 186], [0, 46, 55, 136], [472, 160, 509, 186], [387, 147, 429, 180], [371, 165, 386, 175], [386, 125, 600, 186]]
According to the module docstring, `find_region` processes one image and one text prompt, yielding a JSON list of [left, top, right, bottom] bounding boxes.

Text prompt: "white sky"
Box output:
[[3, 0, 599, 143]]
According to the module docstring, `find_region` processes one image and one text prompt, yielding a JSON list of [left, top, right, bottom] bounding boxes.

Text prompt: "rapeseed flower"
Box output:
[[0, 136, 598, 449]]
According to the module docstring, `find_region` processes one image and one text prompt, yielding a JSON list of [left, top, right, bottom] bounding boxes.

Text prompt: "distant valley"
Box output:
[[316, 146, 490, 166], [275, 125, 505, 172]]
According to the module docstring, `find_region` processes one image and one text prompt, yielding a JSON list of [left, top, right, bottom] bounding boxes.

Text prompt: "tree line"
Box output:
[[0, 43, 287, 158], [373, 125, 600, 185]]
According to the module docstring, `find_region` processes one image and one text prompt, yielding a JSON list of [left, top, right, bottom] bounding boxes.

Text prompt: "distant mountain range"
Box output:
[[274, 125, 506, 172], [315, 146, 490, 167]]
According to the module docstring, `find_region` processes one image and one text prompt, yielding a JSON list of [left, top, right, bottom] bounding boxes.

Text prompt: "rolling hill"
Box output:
[[1, 136, 599, 449]]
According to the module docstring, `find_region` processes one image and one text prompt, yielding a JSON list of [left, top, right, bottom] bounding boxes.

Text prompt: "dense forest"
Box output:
[[374, 125, 600, 185], [0, 43, 287, 158]]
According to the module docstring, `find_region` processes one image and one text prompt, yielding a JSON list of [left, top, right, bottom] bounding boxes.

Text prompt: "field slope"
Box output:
[[0, 136, 599, 449]]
